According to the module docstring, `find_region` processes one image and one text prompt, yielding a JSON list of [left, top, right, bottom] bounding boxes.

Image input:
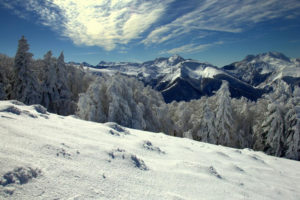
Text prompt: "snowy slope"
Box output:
[[1, 100, 300, 200]]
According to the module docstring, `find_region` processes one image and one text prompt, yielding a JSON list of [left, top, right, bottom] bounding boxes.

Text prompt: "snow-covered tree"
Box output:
[[77, 77, 107, 122], [41, 51, 59, 111], [232, 97, 254, 148], [53, 52, 74, 115], [252, 81, 299, 158], [284, 95, 300, 159], [260, 101, 285, 156], [196, 100, 217, 144], [0, 71, 7, 100], [270, 80, 291, 104], [174, 101, 194, 136], [167, 101, 182, 137], [67, 63, 92, 102], [12, 36, 41, 104], [139, 84, 174, 134], [0, 54, 14, 100], [106, 75, 136, 128], [215, 81, 235, 146], [77, 74, 174, 134]]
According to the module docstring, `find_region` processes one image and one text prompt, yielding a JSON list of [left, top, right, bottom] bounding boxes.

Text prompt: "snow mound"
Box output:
[[0, 102, 49, 119], [1, 100, 300, 199], [0, 106, 37, 118], [105, 122, 130, 135], [0, 167, 41, 187], [107, 148, 148, 171], [143, 140, 165, 154]]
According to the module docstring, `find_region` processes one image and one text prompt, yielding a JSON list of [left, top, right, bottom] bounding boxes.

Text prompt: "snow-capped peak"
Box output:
[[243, 52, 292, 64], [224, 52, 300, 87], [168, 54, 185, 64], [261, 52, 291, 62], [161, 60, 224, 83]]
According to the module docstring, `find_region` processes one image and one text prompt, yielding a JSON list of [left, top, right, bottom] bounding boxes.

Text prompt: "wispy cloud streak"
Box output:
[[143, 0, 300, 45], [161, 41, 223, 55]]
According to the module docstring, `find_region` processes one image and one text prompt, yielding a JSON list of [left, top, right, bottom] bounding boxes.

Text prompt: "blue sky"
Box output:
[[0, 0, 299, 67]]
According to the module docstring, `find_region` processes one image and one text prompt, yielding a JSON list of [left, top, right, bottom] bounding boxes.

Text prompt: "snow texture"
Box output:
[[1, 100, 300, 199]]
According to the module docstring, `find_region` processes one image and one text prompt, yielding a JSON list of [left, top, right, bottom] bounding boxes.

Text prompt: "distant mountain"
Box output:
[[68, 61, 94, 68], [223, 52, 300, 88], [142, 56, 264, 103], [78, 52, 299, 103]]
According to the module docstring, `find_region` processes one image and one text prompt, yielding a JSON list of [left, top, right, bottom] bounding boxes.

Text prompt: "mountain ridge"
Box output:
[[75, 52, 300, 103]]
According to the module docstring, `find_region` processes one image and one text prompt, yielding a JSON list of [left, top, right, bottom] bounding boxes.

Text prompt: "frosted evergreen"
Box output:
[[13, 36, 41, 104], [215, 81, 235, 146]]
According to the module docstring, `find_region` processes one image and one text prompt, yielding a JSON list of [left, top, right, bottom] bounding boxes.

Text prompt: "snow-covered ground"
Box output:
[[0, 100, 300, 200]]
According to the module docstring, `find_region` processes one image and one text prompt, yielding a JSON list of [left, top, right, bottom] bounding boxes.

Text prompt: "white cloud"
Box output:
[[161, 41, 223, 55], [51, 0, 173, 50], [1, 0, 172, 50]]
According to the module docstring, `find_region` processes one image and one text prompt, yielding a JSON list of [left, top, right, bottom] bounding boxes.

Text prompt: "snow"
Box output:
[[273, 66, 300, 81], [168, 54, 184, 64], [1, 100, 300, 200], [260, 58, 300, 87], [201, 67, 223, 78], [260, 54, 299, 79]]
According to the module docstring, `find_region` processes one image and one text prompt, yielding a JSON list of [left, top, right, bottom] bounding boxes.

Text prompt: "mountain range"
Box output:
[[75, 52, 300, 103]]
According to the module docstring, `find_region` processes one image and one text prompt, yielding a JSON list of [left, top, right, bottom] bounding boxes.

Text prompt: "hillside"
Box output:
[[1, 100, 300, 199]]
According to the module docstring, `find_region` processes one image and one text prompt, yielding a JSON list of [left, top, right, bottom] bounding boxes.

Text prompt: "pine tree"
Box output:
[[215, 81, 235, 146], [0, 54, 13, 100], [232, 97, 254, 148], [261, 102, 285, 156], [197, 100, 217, 144], [284, 97, 300, 159], [0, 72, 6, 99], [13, 36, 41, 104], [271, 80, 291, 104], [41, 50, 59, 111], [54, 51, 74, 115]]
